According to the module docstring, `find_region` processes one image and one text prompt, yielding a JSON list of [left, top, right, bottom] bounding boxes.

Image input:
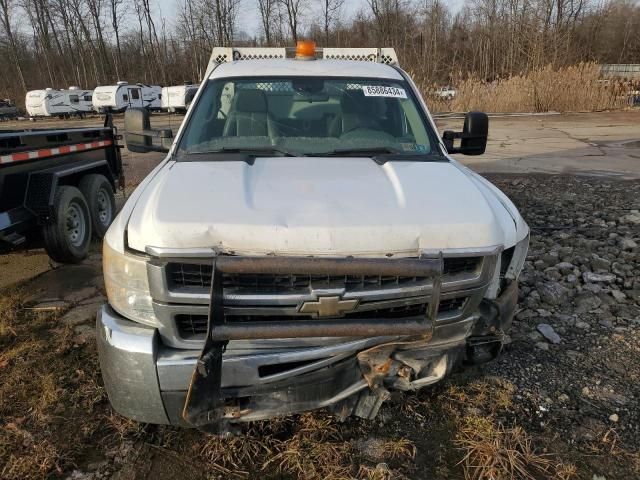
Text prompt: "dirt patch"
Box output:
[[0, 174, 639, 479], [0, 249, 51, 290]]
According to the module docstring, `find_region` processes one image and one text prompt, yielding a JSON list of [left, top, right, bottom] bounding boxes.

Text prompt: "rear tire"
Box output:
[[79, 174, 116, 239], [43, 186, 92, 263]]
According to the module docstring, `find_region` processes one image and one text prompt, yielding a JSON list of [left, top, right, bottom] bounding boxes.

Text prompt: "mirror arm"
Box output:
[[132, 144, 170, 153], [127, 128, 173, 152], [128, 129, 172, 139]]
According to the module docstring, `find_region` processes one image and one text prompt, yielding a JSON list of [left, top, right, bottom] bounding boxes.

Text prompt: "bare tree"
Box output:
[[0, 0, 27, 90], [280, 0, 305, 42], [108, 0, 125, 78], [257, 0, 275, 44], [320, 0, 344, 45]]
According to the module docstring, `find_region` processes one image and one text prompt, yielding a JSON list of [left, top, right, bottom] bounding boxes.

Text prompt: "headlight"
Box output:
[[103, 241, 159, 327], [504, 233, 529, 280]]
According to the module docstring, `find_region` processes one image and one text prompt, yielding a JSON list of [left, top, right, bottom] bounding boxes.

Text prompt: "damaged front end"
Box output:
[[98, 244, 522, 430], [182, 254, 444, 432], [178, 252, 520, 432]]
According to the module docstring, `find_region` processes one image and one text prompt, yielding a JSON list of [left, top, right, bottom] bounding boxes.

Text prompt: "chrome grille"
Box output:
[[176, 314, 208, 338], [148, 250, 499, 348], [167, 257, 482, 291], [175, 297, 468, 338]]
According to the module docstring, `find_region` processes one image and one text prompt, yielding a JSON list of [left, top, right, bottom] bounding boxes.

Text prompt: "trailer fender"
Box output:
[[24, 159, 112, 223]]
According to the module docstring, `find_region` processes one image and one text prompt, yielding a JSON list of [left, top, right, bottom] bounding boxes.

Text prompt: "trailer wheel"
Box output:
[[79, 174, 116, 239], [43, 186, 92, 263]]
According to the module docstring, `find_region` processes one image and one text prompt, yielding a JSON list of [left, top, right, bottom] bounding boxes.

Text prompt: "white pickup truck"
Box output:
[[97, 45, 529, 433]]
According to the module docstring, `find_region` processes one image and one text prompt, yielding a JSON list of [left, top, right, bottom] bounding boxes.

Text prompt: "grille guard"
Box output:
[[207, 255, 443, 341], [183, 254, 443, 431]]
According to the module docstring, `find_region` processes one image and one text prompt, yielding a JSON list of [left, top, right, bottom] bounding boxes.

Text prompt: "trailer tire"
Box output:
[[79, 174, 116, 239], [43, 186, 92, 263]]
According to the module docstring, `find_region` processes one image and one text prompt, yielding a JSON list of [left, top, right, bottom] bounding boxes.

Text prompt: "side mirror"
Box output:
[[124, 107, 173, 153], [442, 111, 488, 156]]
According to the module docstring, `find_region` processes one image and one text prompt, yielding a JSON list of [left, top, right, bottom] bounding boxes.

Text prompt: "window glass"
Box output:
[[70, 95, 79, 104], [178, 77, 438, 157], [131, 89, 140, 100]]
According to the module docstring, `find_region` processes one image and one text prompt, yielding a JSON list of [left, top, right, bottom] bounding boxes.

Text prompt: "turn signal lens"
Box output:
[[296, 40, 316, 59]]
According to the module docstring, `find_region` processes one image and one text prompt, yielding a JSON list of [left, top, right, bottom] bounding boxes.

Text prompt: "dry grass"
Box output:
[[357, 463, 394, 480], [456, 415, 553, 479], [197, 414, 419, 478], [380, 438, 416, 460], [199, 413, 356, 479], [415, 63, 629, 113], [0, 289, 23, 337], [424, 378, 578, 480], [444, 377, 516, 416], [0, 290, 111, 480]]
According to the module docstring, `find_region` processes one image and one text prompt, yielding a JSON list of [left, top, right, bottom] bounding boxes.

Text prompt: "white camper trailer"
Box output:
[[25, 87, 93, 118], [93, 81, 162, 113], [161, 83, 199, 112]]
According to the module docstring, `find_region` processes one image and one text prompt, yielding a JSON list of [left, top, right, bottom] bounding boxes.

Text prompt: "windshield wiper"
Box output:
[[190, 146, 297, 157], [306, 146, 446, 164], [307, 146, 402, 157]]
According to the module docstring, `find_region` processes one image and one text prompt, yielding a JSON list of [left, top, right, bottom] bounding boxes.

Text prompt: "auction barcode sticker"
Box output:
[[362, 85, 407, 98]]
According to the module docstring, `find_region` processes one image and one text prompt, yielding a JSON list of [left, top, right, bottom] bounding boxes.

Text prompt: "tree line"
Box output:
[[1, 0, 639, 106]]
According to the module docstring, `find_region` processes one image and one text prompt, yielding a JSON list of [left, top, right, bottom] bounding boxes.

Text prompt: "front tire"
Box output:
[[79, 174, 116, 239], [43, 186, 92, 263]]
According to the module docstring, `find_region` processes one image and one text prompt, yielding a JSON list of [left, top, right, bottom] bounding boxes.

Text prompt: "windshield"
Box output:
[[177, 76, 441, 158]]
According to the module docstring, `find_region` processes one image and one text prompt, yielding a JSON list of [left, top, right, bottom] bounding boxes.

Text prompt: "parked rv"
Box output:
[[0, 99, 19, 121], [25, 87, 93, 118], [161, 83, 199, 112], [93, 82, 162, 113]]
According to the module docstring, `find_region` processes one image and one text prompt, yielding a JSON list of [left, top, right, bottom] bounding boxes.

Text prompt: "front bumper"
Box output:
[[97, 282, 517, 426]]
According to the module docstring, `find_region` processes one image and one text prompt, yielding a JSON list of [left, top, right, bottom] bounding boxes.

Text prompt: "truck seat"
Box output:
[[329, 90, 383, 137], [222, 89, 279, 138]]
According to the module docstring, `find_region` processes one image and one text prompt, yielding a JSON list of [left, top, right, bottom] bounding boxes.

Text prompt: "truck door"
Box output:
[[127, 88, 143, 108]]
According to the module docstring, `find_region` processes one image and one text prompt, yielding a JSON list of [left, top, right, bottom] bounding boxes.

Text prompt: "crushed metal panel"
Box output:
[[182, 256, 229, 432]]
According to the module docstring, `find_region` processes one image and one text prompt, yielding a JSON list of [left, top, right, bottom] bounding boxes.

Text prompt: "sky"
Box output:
[[154, 0, 465, 39]]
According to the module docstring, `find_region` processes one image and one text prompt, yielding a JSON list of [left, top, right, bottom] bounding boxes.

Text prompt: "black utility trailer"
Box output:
[[0, 118, 122, 263]]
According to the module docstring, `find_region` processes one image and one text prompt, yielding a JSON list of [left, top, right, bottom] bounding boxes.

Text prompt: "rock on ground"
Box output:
[[537, 323, 562, 344]]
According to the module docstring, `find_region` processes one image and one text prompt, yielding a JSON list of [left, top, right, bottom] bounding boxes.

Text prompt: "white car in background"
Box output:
[[434, 85, 456, 100]]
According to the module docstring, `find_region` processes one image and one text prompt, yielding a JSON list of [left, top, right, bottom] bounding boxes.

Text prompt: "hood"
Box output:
[[126, 157, 520, 256]]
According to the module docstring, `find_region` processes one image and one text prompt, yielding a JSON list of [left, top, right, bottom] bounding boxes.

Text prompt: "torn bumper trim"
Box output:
[[162, 350, 458, 425], [97, 304, 475, 426]]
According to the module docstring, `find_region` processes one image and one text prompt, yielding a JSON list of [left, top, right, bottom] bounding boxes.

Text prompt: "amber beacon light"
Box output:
[[295, 40, 316, 59]]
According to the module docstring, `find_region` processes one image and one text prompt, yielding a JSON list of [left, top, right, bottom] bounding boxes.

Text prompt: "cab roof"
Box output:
[[209, 58, 404, 80]]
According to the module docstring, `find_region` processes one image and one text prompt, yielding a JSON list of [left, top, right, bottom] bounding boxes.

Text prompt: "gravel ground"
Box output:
[[479, 175, 640, 458], [1, 173, 638, 480]]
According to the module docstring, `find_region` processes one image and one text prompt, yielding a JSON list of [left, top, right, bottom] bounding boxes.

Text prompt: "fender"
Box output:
[[24, 158, 112, 223]]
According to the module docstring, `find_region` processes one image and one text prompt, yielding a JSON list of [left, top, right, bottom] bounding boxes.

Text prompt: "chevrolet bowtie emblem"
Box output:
[[299, 296, 359, 317]]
